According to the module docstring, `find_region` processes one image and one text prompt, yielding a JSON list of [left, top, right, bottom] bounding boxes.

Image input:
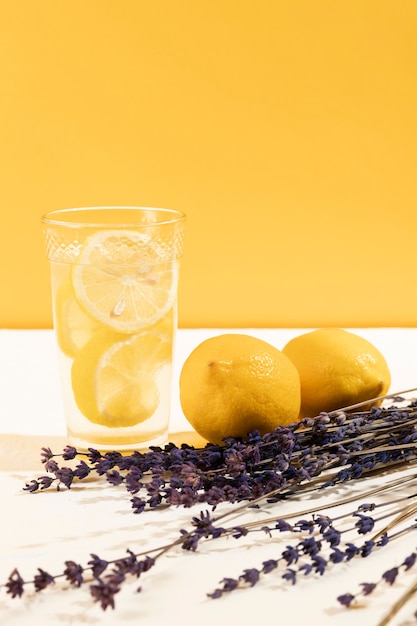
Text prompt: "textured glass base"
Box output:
[[67, 429, 170, 453]]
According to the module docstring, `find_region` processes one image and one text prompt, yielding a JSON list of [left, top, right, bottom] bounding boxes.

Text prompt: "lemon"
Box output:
[[71, 230, 178, 333], [71, 328, 172, 427], [179, 334, 301, 445], [54, 279, 103, 358], [282, 328, 391, 418]]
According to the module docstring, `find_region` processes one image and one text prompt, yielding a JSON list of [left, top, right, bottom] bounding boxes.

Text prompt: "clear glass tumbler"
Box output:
[[41, 207, 186, 451]]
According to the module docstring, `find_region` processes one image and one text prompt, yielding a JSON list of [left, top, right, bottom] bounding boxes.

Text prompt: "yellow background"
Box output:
[[1, 0, 416, 329]]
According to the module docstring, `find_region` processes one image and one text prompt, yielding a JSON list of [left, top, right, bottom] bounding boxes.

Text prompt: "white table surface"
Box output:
[[1, 327, 417, 626]]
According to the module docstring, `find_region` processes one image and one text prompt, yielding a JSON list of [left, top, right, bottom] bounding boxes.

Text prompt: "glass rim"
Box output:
[[41, 206, 186, 229]]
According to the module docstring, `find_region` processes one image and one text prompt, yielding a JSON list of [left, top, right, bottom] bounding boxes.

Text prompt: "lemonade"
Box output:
[[42, 207, 185, 451]]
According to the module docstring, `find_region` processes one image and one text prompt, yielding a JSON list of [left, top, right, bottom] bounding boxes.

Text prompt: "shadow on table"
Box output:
[[0, 432, 208, 471]]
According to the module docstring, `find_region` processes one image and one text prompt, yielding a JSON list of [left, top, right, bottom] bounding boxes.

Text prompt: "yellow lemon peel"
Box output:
[[179, 333, 301, 445], [282, 328, 391, 418]]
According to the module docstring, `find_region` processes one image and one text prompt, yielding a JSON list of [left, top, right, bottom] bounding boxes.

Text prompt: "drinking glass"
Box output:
[[41, 206, 185, 451]]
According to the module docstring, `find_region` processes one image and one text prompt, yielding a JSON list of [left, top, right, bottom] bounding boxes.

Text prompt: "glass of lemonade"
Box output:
[[41, 207, 186, 451]]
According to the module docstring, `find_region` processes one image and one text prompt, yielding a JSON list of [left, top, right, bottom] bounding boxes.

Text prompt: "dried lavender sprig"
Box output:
[[8, 390, 417, 612], [6, 451, 417, 611], [2, 507, 230, 609], [207, 482, 417, 601], [338, 549, 417, 623], [23, 395, 417, 517], [3, 551, 158, 610], [37, 388, 417, 470], [377, 574, 417, 626], [0, 484, 396, 606], [222, 472, 417, 535]]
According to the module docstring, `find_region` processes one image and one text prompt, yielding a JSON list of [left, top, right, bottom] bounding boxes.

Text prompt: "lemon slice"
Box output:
[[54, 279, 104, 358], [71, 230, 178, 333], [71, 328, 172, 428]]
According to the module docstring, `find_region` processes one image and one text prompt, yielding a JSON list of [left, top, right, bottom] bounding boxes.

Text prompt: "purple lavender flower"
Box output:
[[130, 496, 146, 514], [360, 582, 377, 595], [88, 554, 109, 578], [23, 479, 40, 493], [224, 449, 246, 477], [337, 593, 355, 607], [357, 502, 376, 512], [90, 579, 119, 610], [275, 519, 293, 532], [33, 568, 54, 592], [311, 555, 327, 575], [206, 588, 223, 599], [403, 552, 417, 570], [376, 533, 389, 547], [294, 519, 314, 533], [87, 448, 103, 463], [138, 555, 155, 575], [124, 465, 143, 494], [298, 536, 321, 556], [382, 566, 399, 585], [180, 531, 200, 551], [262, 559, 278, 574], [40, 447, 54, 463], [62, 445, 77, 460], [360, 540, 375, 557], [221, 577, 240, 591], [344, 543, 360, 560], [232, 526, 249, 539], [5, 569, 24, 598], [44, 458, 59, 473], [329, 548, 345, 564], [38, 475, 55, 490], [207, 577, 239, 598], [282, 568, 297, 585], [63, 561, 83, 587], [55, 467, 74, 490], [282, 545, 299, 565], [322, 526, 341, 548], [239, 568, 260, 587], [74, 460, 92, 480], [95, 453, 122, 475], [190, 510, 225, 539], [314, 515, 331, 532], [106, 470, 123, 487], [353, 512, 375, 535]]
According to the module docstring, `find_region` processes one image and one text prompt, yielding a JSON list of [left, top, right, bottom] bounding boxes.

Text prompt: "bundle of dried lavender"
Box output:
[[3, 388, 417, 623]]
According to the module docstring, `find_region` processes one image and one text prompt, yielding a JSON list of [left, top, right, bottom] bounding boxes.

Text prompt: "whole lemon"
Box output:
[[179, 333, 301, 445], [282, 328, 391, 418]]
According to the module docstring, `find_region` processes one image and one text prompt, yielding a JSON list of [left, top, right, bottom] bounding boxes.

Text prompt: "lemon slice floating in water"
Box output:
[[71, 328, 172, 427], [54, 279, 103, 358], [71, 230, 178, 333]]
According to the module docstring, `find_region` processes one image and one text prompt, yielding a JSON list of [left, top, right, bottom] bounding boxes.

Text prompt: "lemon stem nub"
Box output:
[[207, 360, 233, 373]]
